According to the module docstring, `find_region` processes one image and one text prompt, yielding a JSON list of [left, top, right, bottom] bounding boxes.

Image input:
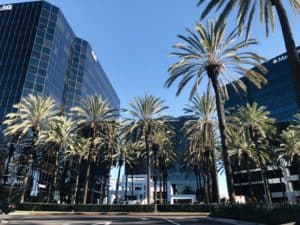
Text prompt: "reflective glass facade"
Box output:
[[62, 38, 120, 112], [0, 1, 120, 127], [225, 48, 300, 123]]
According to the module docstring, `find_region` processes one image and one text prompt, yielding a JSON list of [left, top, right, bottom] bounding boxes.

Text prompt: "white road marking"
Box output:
[[141, 218, 148, 220], [164, 218, 181, 225]]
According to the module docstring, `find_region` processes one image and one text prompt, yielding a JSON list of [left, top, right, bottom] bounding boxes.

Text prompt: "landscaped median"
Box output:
[[16, 203, 300, 224]]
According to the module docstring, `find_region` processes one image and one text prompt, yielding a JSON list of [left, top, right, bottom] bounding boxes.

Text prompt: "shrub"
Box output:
[[16, 203, 155, 212], [210, 203, 300, 225], [157, 204, 214, 212]]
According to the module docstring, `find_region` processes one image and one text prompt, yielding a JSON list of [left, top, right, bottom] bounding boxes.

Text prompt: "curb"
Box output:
[[205, 216, 266, 225]]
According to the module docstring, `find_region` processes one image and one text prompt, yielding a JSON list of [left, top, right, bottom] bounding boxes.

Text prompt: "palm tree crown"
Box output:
[[197, 0, 300, 38], [3, 94, 59, 137], [165, 20, 267, 99]]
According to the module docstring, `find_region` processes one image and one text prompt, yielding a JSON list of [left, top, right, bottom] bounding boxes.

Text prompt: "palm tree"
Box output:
[[165, 21, 267, 201], [228, 129, 257, 200], [71, 95, 115, 204], [100, 121, 120, 204], [65, 137, 91, 204], [3, 94, 59, 203], [152, 126, 175, 204], [277, 115, 300, 188], [38, 116, 77, 202], [230, 102, 275, 205], [124, 94, 168, 204], [197, 0, 300, 105], [114, 141, 137, 204], [183, 90, 219, 202]]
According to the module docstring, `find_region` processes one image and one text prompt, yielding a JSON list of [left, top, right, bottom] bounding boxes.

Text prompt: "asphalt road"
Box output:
[[0, 215, 230, 225]]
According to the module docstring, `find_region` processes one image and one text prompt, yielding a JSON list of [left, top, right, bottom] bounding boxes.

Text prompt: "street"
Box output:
[[0, 215, 230, 225]]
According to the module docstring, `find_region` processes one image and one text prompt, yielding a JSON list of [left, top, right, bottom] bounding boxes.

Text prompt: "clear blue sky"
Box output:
[[1, 0, 300, 198]]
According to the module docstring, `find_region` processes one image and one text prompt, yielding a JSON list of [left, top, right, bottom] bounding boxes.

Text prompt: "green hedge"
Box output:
[[16, 203, 155, 212], [157, 204, 214, 212], [17, 203, 215, 212], [211, 203, 300, 225]]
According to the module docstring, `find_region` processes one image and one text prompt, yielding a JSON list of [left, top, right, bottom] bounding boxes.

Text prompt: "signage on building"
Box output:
[[0, 4, 13, 11], [91, 50, 97, 62], [272, 49, 300, 64]]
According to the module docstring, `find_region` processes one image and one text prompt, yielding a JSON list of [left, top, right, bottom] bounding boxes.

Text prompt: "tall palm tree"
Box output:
[[3, 94, 59, 203], [100, 121, 120, 204], [152, 126, 175, 204], [165, 21, 267, 201], [124, 94, 168, 204], [71, 95, 115, 204], [183, 90, 219, 202], [38, 116, 77, 202], [197, 0, 300, 105], [230, 102, 275, 205]]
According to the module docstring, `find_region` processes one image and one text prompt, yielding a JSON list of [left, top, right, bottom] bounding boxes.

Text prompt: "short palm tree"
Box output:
[[71, 95, 115, 204], [197, 0, 300, 104], [152, 126, 175, 204], [123, 94, 168, 204], [183, 90, 219, 202], [65, 137, 90, 204], [277, 115, 300, 187], [165, 21, 267, 201], [228, 129, 257, 199], [3, 94, 59, 203], [38, 116, 77, 201], [230, 102, 275, 205]]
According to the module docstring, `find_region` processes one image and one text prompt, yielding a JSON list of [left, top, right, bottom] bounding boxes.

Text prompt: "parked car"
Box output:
[[0, 201, 16, 214]]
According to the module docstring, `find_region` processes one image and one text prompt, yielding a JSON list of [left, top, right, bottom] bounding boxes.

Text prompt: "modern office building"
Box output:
[[225, 47, 300, 123], [225, 48, 300, 202], [0, 1, 119, 201], [0, 1, 119, 126]]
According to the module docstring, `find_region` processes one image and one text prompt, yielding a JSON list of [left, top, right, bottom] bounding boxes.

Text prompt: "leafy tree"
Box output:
[[197, 0, 300, 105], [3, 94, 59, 203], [71, 95, 115, 204], [123, 94, 168, 204], [165, 21, 267, 201]]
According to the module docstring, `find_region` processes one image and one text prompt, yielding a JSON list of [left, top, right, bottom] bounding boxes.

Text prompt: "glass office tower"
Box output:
[[225, 47, 300, 123], [0, 1, 120, 128]]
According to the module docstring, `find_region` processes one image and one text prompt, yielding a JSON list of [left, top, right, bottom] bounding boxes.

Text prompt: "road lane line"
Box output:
[[164, 218, 181, 225]]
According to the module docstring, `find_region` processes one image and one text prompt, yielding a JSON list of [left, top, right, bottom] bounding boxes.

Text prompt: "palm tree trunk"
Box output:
[[210, 147, 219, 203], [250, 129, 272, 205], [53, 145, 62, 202], [131, 171, 134, 200], [246, 161, 254, 201], [144, 127, 151, 204], [159, 172, 162, 204], [277, 164, 285, 202], [114, 159, 123, 204], [83, 158, 91, 204], [153, 147, 158, 204], [124, 174, 128, 201], [271, 0, 300, 105], [210, 74, 235, 202], [238, 165, 242, 196], [20, 130, 39, 203], [72, 157, 82, 205]]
